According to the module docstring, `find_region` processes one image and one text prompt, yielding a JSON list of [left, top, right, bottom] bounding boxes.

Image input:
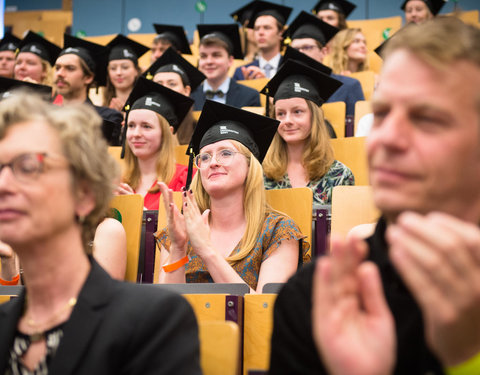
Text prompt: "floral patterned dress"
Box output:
[[156, 211, 311, 291], [263, 160, 355, 205]]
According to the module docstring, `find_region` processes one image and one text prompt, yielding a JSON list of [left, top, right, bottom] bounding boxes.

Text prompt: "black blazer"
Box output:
[[191, 78, 260, 111], [0, 260, 202, 375]]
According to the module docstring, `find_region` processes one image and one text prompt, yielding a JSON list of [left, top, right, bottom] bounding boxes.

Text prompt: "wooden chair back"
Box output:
[[322, 101, 346, 138], [330, 137, 369, 185], [331, 185, 380, 238], [175, 144, 190, 166], [237, 78, 269, 107], [108, 146, 126, 176], [354, 100, 372, 134], [348, 71, 376, 101], [109, 194, 144, 282], [199, 321, 241, 375], [243, 294, 277, 375], [265, 188, 313, 249]]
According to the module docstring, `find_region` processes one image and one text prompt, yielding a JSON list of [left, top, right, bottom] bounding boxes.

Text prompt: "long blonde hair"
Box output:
[[192, 141, 270, 264], [123, 112, 176, 193], [40, 59, 54, 87], [263, 100, 334, 181], [330, 28, 370, 74]]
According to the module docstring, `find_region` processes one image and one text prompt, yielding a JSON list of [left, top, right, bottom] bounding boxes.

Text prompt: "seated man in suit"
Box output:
[[285, 11, 364, 117], [269, 17, 480, 375], [233, 0, 292, 81], [191, 24, 260, 111]]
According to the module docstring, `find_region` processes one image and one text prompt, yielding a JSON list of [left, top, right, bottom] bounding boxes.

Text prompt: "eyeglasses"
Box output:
[[0, 153, 53, 183], [194, 149, 239, 169], [294, 45, 318, 52]]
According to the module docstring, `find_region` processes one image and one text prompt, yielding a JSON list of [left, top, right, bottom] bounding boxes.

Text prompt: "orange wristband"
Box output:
[[162, 255, 189, 273], [0, 273, 20, 286]]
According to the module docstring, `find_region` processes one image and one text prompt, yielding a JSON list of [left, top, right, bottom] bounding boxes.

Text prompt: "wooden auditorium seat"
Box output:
[[322, 101, 346, 138], [109, 194, 144, 282], [330, 136, 369, 186], [331, 185, 380, 238]]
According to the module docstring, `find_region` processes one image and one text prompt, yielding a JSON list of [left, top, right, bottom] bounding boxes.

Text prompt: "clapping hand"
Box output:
[[312, 235, 396, 375], [388, 212, 480, 366], [182, 189, 212, 258]]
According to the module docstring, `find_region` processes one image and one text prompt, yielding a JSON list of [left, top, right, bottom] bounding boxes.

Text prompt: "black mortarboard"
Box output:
[[283, 11, 339, 46], [142, 47, 205, 91], [246, 0, 293, 28], [153, 24, 192, 54], [124, 76, 193, 131], [401, 0, 446, 16], [197, 24, 243, 59], [230, 1, 259, 25], [260, 59, 343, 106], [107, 34, 149, 64], [0, 76, 52, 101], [17, 31, 62, 66], [59, 34, 109, 87], [312, 0, 356, 18], [190, 100, 279, 162], [282, 46, 333, 75], [0, 33, 21, 52], [101, 118, 122, 146]]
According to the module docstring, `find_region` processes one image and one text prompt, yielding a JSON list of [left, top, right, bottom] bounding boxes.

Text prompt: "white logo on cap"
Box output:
[[123, 49, 135, 58], [294, 82, 309, 93], [64, 47, 80, 54], [145, 97, 161, 107], [172, 64, 182, 73], [29, 45, 42, 54], [7, 43, 15, 49], [219, 125, 239, 135]]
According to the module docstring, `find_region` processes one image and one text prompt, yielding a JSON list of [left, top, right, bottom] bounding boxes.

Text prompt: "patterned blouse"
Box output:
[[263, 160, 355, 205], [156, 211, 311, 291], [6, 326, 64, 375]]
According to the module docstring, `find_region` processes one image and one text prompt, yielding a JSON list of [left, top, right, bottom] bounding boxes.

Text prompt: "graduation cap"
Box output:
[[246, 0, 293, 28], [230, 0, 259, 25], [17, 31, 62, 66], [142, 47, 205, 91], [101, 118, 122, 146], [124, 76, 193, 131], [59, 34, 109, 87], [260, 59, 342, 106], [197, 24, 244, 59], [311, 0, 356, 18], [401, 0, 446, 16], [0, 76, 52, 101], [0, 32, 21, 52], [185, 100, 279, 188], [282, 46, 333, 75], [153, 24, 192, 54], [107, 34, 149, 64], [283, 11, 339, 46]]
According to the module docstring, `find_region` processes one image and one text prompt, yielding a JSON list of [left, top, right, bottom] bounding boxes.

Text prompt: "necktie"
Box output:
[[205, 90, 224, 99], [264, 63, 273, 79]]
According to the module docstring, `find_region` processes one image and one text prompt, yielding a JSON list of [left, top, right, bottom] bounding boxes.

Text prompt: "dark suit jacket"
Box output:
[[0, 260, 202, 375], [233, 56, 285, 81], [191, 79, 260, 111]]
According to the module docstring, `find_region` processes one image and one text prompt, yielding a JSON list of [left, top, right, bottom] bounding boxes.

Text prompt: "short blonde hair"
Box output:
[[192, 141, 270, 263], [0, 92, 119, 253], [330, 28, 369, 74], [263, 99, 334, 182]]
